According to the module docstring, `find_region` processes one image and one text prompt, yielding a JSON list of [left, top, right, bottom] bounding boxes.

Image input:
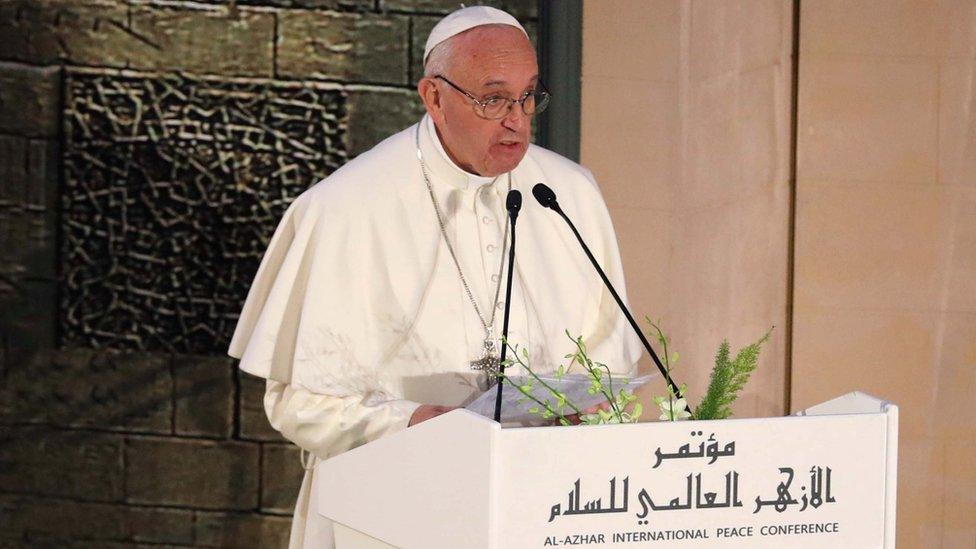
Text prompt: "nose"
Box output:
[[501, 101, 529, 133]]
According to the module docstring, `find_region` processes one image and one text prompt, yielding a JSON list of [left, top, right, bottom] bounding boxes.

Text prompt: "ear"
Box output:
[[418, 77, 446, 126]]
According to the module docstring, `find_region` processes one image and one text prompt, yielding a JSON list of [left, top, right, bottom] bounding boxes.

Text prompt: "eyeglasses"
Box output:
[[435, 75, 551, 120]]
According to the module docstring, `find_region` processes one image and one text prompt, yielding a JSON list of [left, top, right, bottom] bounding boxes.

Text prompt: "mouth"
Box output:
[[496, 139, 524, 151]]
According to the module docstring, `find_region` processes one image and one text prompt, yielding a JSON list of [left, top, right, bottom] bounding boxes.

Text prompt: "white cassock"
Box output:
[[227, 114, 642, 548]]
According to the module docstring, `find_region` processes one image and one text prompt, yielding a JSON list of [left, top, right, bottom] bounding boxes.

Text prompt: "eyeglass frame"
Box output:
[[434, 75, 551, 119]]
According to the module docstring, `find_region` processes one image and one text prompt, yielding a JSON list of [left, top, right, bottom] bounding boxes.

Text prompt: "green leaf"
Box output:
[[694, 328, 773, 420]]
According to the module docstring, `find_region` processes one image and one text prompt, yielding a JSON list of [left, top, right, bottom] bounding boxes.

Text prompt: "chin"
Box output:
[[487, 152, 527, 176]]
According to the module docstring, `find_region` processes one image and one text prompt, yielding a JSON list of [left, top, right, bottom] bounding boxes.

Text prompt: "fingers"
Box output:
[[583, 401, 612, 414], [408, 404, 458, 426]]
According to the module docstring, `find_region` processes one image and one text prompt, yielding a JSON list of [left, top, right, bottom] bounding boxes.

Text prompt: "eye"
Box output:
[[483, 95, 506, 106]]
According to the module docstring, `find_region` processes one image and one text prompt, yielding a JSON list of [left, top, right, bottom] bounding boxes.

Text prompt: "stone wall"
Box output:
[[0, 0, 537, 546], [1, 350, 297, 546]]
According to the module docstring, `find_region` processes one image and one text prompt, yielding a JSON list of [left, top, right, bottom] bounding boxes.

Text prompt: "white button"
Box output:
[[482, 216, 492, 224], [491, 274, 500, 282], [496, 301, 504, 310], [487, 244, 496, 252]]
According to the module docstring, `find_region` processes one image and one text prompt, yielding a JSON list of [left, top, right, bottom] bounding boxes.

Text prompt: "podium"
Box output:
[[315, 392, 898, 548]]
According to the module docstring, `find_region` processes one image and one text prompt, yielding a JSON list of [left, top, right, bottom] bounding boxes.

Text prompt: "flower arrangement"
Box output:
[[503, 333, 643, 426], [502, 321, 773, 425]]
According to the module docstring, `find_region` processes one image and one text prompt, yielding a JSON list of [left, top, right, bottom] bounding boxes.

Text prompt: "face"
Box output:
[[418, 25, 539, 177]]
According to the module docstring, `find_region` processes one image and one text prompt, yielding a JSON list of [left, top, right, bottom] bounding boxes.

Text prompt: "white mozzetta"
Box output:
[[230, 114, 641, 402]]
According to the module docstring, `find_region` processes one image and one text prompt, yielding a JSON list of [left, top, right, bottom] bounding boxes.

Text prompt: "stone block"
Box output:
[[0, 2, 276, 76], [0, 134, 27, 208], [129, 4, 275, 77], [523, 19, 538, 49], [346, 87, 425, 156], [0, 426, 124, 502], [0, 0, 131, 67], [0, 135, 58, 364], [0, 349, 172, 433], [383, 0, 502, 14], [26, 138, 59, 213], [277, 11, 409, 85], [125, 437, 260, 510], [0, 494, 128, 543], [195, 511, 291, 548], [0, 136, 58, 287], [200, 0, 372, 9], [239, 371, 285, 442], [384, 0, 535, 18], [126, 506, 195, 545], [504, 0, 537, 19], [260, 444, 304, 513], [0, 282, 57, 379], [0, 62, 61, 138], [174, 354, 235, 438], [410, 15, 438, 84]]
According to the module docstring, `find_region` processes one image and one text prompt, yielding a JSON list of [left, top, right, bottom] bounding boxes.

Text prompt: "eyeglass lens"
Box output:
[[482, 92, 550, 119]]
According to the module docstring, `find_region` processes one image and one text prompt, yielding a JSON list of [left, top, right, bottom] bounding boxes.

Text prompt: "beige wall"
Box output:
[[582, 0, 976, 547], [793, 1, 976, 546], [581, 0, 794, 419]]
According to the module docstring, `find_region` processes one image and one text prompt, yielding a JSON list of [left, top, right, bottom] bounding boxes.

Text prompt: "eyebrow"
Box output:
[[482, 75, 540, 88]]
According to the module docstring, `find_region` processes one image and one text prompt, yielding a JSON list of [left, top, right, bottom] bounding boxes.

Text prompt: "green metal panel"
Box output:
[[536, 0, 582, 162]]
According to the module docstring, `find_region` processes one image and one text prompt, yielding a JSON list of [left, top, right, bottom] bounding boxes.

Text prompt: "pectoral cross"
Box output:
[[470, 329, 501, 391]]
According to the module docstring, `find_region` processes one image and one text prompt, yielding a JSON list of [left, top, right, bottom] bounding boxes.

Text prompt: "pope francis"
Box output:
[[228, 6, 642, 548]]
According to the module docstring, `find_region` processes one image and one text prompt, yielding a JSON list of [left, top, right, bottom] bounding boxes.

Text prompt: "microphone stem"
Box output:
[[494, 213, 519, 422], [553, 208, 684, 400]]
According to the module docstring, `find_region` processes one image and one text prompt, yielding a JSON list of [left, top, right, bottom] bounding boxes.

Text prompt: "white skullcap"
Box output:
[[423, 6, 528, 66]]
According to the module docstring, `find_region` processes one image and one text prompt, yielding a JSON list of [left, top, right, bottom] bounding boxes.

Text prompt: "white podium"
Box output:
[[315, 392, 897, 549]]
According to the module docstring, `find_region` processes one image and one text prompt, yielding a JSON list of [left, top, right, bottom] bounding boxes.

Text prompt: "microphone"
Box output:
[[494, 190, 522, 422], [507, 188, 524, 217], [531, 183, 685, 401], [531, 183, 558, 210]]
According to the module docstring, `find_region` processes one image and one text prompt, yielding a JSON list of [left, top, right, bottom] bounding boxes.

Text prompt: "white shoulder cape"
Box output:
[[228, 117, 642, 400]]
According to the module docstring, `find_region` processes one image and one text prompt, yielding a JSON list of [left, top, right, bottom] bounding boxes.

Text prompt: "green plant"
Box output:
[[500, 323, 773, 425], [646, 318, 690, 420], [502, 332, 642, 425], [693, 327, 774, 420]]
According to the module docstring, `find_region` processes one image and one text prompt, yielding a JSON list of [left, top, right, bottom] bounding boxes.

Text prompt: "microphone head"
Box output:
[[506, 189, 523, 215], [532, 183, 559, 210]]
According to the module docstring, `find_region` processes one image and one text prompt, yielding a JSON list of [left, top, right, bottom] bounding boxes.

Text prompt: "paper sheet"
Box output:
[[465, 373, 656, 423]]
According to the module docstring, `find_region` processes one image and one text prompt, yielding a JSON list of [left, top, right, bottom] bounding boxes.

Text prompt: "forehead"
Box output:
[[450, 25, 538, 86]]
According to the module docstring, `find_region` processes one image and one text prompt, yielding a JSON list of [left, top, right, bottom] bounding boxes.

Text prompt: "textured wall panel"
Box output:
[[277, 10, 410, 84], [61, 69, 347, 353]]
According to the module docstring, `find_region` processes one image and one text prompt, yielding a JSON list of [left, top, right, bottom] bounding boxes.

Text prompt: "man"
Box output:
[[228, 6, 641, 548]]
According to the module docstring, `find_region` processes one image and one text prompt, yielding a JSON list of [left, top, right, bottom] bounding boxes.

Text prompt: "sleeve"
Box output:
[[264, 379, 424, 460], [577, 168, 643, 377]]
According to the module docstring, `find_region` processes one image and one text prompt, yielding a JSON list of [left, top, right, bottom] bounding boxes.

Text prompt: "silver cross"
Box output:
[[470, 333, 501, 391]]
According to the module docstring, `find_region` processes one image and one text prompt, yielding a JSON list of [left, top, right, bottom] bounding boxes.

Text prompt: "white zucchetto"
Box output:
[[423, 5, 528, 66]]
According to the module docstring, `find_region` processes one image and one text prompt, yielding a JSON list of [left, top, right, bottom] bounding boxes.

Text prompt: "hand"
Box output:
[[560, 401, 613, 426], [408, 404, 458, 427]]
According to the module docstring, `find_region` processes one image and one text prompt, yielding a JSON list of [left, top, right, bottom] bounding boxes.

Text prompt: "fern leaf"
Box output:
[[694, 328, 772, 420], [695, 340, 731, 420]]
